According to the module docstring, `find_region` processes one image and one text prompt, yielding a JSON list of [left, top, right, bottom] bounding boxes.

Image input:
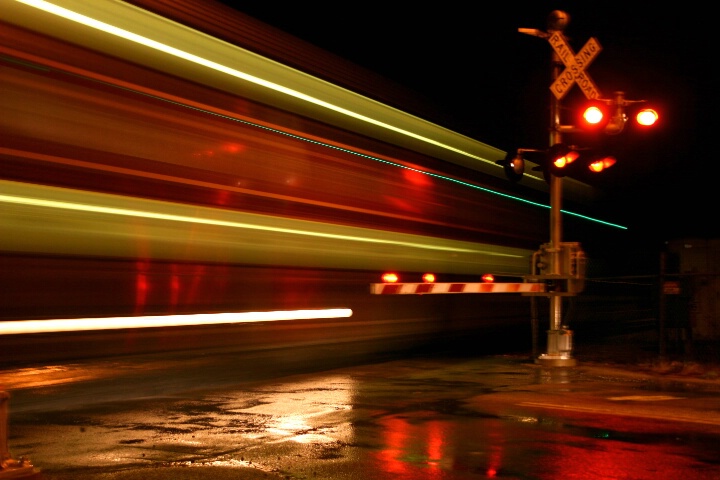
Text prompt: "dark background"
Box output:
[[217, 1, 712, 241]]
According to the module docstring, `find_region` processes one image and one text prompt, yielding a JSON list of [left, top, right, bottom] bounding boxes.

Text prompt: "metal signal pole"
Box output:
[[521, 11, 579, 367]]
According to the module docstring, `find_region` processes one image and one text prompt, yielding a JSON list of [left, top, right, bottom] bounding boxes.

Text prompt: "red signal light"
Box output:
[[481, 273, 495, 283], [588, 155, 616, 173], [551, 149, 579, 169], [583, 106, 604, 125], [422, 273, 436, 283], [636, 108, 658, 126], [578, 100, 610, 131], [545, 143, 580, 179], [382, 273, 399, 283]]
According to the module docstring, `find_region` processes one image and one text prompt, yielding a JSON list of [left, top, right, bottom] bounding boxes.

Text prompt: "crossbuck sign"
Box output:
[[548, 32, 602, 100]]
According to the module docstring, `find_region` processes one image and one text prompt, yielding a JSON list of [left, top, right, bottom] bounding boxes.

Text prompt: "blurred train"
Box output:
[[0, 0, 643, 366]]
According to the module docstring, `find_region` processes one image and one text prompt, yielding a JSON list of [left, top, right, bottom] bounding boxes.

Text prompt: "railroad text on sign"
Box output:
[[548, 32, 602, 100]]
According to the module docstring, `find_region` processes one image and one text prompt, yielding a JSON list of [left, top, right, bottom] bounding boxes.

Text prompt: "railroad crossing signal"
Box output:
[[548, 32, 602, 100]]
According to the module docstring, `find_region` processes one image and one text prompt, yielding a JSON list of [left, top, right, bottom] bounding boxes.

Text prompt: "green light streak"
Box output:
[[138, 97, 627, 231]]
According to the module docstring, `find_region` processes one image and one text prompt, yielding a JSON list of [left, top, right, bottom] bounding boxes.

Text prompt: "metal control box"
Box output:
[[531, 241, 586, 294]]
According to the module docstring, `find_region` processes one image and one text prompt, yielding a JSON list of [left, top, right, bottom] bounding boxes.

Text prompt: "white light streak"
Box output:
[[0, 309, 353, 335]]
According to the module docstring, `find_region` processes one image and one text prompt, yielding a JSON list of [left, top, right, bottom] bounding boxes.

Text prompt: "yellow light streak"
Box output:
[[13, 0, 500, 169], [0, 192, 523, 257], [0, 309, 353, 335]]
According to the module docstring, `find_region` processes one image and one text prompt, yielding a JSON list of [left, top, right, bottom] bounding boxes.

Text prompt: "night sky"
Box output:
[[216, 1, 712, 240]]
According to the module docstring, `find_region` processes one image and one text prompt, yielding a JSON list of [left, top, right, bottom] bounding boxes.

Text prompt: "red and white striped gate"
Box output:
[[370, 282, 545, 295]]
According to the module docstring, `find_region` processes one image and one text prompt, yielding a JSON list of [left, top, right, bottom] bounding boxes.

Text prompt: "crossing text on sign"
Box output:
[[548, 32, 602, 100]]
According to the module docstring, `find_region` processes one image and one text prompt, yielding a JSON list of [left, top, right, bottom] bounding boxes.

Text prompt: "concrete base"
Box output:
[[0, 461, 42, 479], [537, 354, 578, 367], [2, 390, 42, 479]]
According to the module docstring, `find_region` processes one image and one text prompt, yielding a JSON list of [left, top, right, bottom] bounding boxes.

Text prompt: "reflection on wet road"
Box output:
[[4, 353, 720, 479]]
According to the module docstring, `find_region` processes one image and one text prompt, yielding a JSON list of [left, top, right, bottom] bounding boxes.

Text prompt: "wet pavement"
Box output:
[[3, 343, 720, 480]]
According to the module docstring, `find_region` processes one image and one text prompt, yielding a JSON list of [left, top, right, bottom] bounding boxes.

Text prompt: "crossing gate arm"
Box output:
[[370, 282, 546, 295]]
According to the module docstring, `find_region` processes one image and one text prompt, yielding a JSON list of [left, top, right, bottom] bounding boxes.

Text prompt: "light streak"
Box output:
[[7, 1, 624, 229], [0, 192, 522, 256], [14, 0, 499, 168], [0, 309, 353, 334]]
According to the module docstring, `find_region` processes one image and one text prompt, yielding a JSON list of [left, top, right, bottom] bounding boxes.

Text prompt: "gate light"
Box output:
[[422, 273, 436, 283], [382, 272, 399, 283]]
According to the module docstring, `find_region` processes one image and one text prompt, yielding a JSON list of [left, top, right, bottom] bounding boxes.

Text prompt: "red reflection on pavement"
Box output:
[[373, 415, 460, 479], [376, 417, 412, 477], [539, 431, 710, 479], [366, 411, 714, 479]]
